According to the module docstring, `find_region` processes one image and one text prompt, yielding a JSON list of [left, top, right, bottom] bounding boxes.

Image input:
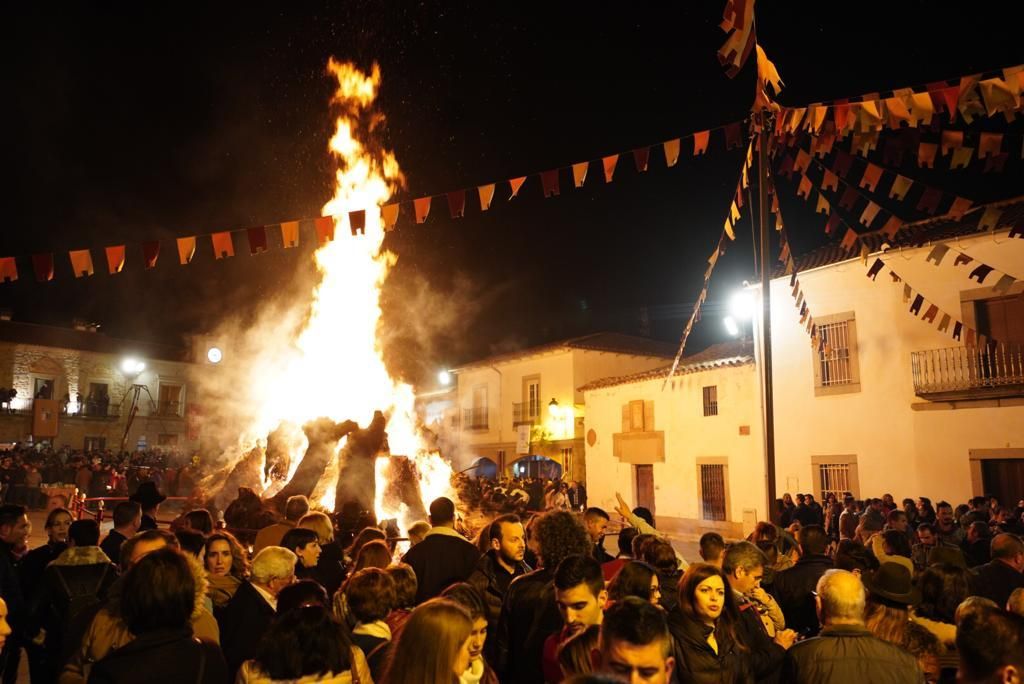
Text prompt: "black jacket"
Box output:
[[667, 607, 752, 684], [770, 554, 832, 637], [467, 550, 530, 663], [33, 553, 118, 657], [970, 559, 1024, 608], [86, 628, 228, 684], [99, 530, 128, 567], [401, 530, 481, 603], [215, 581, 275, 677], [780, 624, 923, 684], [495, 567, 560, 684], [0, 539, 28, 639], [733, 597, 785, 683]]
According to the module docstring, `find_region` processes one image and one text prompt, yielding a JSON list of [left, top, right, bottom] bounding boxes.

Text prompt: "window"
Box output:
[[33, 378, 55, 400], [84, 382, 110, 416], [84, 436, 106, 451], [158, 383, 183, 417], [811, 455, 859, 500], [515, 376, 541, 425], [157, 433, 179, 447], [702, 386, 718, 416], [464, 386, 488, 429], [527, 379, 541, 419], [813, 312, 861, 396], [699, 463, 727, 521], [629, 400, 647, 431]]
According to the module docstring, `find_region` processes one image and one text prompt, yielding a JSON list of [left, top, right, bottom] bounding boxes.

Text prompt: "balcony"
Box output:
[[911, 344, 1024, 401], [156, 400, 183, 418], [462, 407, 488, 430], [513, 402, 540, 426]]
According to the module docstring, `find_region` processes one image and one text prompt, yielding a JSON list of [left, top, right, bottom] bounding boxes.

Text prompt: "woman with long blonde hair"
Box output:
[[381, 598, 473, 684]]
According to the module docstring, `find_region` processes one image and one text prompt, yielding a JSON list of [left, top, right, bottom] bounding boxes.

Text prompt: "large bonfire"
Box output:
[[204, 59, 453, 532]]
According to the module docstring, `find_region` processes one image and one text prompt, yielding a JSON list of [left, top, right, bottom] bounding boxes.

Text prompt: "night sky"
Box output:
[[4, 2, 1022, 385]]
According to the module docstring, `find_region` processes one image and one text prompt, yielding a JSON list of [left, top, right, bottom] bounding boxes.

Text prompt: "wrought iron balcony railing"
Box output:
[[911, 343, 1024, 400], [512, 402, 539, 425], [462, 407, 488, 430]]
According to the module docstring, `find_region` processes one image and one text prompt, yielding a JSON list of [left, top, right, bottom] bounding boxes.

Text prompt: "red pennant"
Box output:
[[916, 187, 942, 214], [142, 241, 160, 269], [247, 226, 268, 254], [414, 197, 432, 223], [314, 217, 335, 245], [834, 103, 851, 131], [978, 132, 1003, 159], [0, 257, 17, 283], [541, 169, 560, 198], [349, 209, 367, 234], [724, 122, 742, 150], [833, 149, 854, 178], [794, 149, 811, 174], [984, 152, 1008, 173], [839, 186, 859, 211], [939, 87, 959, 121], [632, 147, 650, 173], [881, 216, 903, 238], [32, 253, 54, 282], [446, 191, 466, 219], [797, 175, 813, 199], [840, 229, 858, 251], [825, 214, 841, 235], [882, 137, 905, 166], [778, 154, 795, 180]]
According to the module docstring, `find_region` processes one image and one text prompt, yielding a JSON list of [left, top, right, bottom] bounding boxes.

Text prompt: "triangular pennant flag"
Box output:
[[922, 304, 939, 323], [978, 77, 1018, 117], [947, 197, 973, 219], [978, 206, 1004, 232], [978, 132, 1003, 159], [247, 226, 268, 254], [916, 187, 942, 214], [889, 174, 913, 200], [414, 197, 432, 223], [176, 236, 196, 264], [381, 204, 400, 231], [778, 154, 796, 179], [859, 163, 883, 192], [885, 95, 913, 128], [965, 328, 976, 347], [477, 185, 495, 212], [925, 244, 950, 266], [918, 142, 938, 168], [939, 87, 960, 122], [314, 217, 335, 245], [446, 191, 466, 219], [937, 313, 951, 333], [786, 107, 807, 133], [992, 274, 1016, 295], [730, 200, 741, 223], [724, 216, 735, 241], [797, 175, 813, 199], [142, 241, 160, 269], [816, 195, 830, 215], [834, 103, 851, 132], [811, 129, 836, 158], [602, 155, 619, 183], [941, 130, 964, 156], [32, 253, 54, 282], [211, 231, 235, 259], [104, 245, 125, 274], [663, 139, 681, 168], [950, 147, 974, 170], [349, 209, 367, 234], [909, 92, 935, 126], [541, 169, 560, 198], [755, 44, 785, 96], [851, 130, 880, 157], [693, 131, 710, 156], [509, 176, 527, 199], [69, 249, 94, 278], [572, 161, 590, 187], [822, 169, 839, 192], [881, 216, 903, 238], [866, 258, 884, 280], [280, 221, 300, 247], [0, 257, 18, 283], [632, 147, 650, 173], [859, 201, 881, 227]]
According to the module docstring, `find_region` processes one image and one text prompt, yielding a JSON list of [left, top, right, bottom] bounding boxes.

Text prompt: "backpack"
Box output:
[[53, 563, 111, 621]]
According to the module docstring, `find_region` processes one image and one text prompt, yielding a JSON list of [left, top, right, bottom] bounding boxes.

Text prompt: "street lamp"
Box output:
[[207, 346, 223, 364], [120, 358, 146, 377], [438, 370, 452, 386]]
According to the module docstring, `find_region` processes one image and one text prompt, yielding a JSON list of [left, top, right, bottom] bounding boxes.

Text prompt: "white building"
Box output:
[[581, 341, 763, 538], [450, 333, 677, 481]]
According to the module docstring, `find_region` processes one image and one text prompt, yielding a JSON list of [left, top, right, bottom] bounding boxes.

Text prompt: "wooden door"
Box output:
[[981, 459, 1024, 509], [635, 465, 655, 516]]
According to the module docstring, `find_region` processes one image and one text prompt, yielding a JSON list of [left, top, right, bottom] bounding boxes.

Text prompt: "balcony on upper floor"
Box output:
[[512, 401, 540, 427], [911, 343, 1024, 401], [462, 407, 489, 431]]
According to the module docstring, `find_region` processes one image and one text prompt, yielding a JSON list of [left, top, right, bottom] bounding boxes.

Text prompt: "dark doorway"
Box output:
[[513, 455, 562, 480], [635, 464, 655, 516], [980, 458, 1024, 510]]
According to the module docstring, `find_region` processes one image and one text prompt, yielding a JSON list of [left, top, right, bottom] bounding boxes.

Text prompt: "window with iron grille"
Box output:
[[818, 463, 852, 501], [702, 386, 718, 416], [699, 463, 727, 521], [813, 312, 861, 396]]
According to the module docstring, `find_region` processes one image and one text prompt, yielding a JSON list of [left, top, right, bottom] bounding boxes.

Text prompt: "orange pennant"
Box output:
[[884, 95, 912, 128], [840, 228, 858, 251], [572, 162, 589, 187], [176, 237, 196, 264], [105, 245, 125, 274], [917, 143, 938, 168], [69, 249, 94, 278], [816, 195, 830, 215], [794, 149, 811, 173], [881, 216, 903, 238], [859, 163, 883, 192], [0, 257, 16, 283], [211, 231, 235, 259], [978, 132, 1003, 159], [948, 197, 973, 219], [797, 175, 812, 199], [941, 130, 963, 156], [414, 197, 432, 223], [663, 139, 681, 167], [909, 92, 934, 126], [280, 221, 300, 247], [314, 217, 335, 245], [602, 155, 618, 183], [693, 131, 709, 156], [889, 174, 913, 200], [508, 176, 527, 199], [730, 200, 741, 223], [724, 216, 735, 241], [477, 184, 495, 211], [381, 204, 400, 230], [950, 147, 974, 170], [822, 169, 839, 192]]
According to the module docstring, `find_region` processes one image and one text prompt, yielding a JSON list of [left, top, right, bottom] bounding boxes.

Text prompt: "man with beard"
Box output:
[[584, 508, 614, 563], [541, 554, 608, 683], [468, 514, 530, 662]]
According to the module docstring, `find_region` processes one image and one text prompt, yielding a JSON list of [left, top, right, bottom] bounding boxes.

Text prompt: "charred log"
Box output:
[[270, 417, 357, 510], [334, 410, 387, 516]]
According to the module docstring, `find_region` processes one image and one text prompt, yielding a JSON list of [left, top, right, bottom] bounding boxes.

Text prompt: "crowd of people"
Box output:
[[0, 477, 1022, 683]]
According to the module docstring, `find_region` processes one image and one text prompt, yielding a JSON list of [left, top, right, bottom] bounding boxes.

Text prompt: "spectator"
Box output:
[[607, 560, 661, 605], [384, 563, 417, 634], [862, 562, 919, 646], [345, 526, 386, 569], [353, 539, 392, 571], [557, 623, 599, 681], [297, 511, 345, 597], [955, 596, 998, 625], [402, 497, 481, 603], [956, 609, 1024, 684], [1007, 587, 1024, 616], [406, 520, 430, 547], [85, 548, 227, 683], [869, 529, 915, 576], [276, 580, 328, 614], [20, 507, 71, 598], [969, 533, 1024, 608], [174, 529, 206, 559], [698, 532, 725, 569], [542, 555, 608, 683], [839, 495, 859, 541], [128, 481, 166, 532], [583, 508, 613, 563], [915, 563, 970, 648], [253, 495, 309, 554], [0, 598, 11, 675], [100, 502, 141, 567], [781, 569, 921, 683], [0, 504, 33, 680], [381, 598, 474, 684], [770, 524, 832, 637], [902, 620, 943, 684], [833, 539, 877, 577], [442, 583, 500, 684], [279, 527, 324, 587], [496, 509, 591, 683], [962, 521, 992, 568], [343, 568, 395, 679], [935, 501, 965, 546], [599, 597, 675, 684], [668, 562, 749, 682], [779, 493, 796, 527], [204, 531, 249, 608], [643, 540, 683, 613], [236, 604, 371, 683], [467, 514, 529, 662], [218, 546, 297, 677], [721, 541, 795, 682]]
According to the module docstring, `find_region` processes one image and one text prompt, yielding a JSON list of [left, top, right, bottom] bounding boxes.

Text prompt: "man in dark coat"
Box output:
[[401, 497, 480, 603], [969, 533, 1024, 608], [584, 507, 615, 563], [217, 546, 296, 677], [467, 514, 530, 663], [782, 569, 922, 683], [770, 524, 833, 637], [99, 501, 142, 567], [0, 504, 34, 684], [129, 481, 166, 531]]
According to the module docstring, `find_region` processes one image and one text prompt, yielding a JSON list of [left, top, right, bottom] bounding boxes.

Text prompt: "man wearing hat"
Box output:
[[863, 561, 921, 608], [129, 481, 166, 531]]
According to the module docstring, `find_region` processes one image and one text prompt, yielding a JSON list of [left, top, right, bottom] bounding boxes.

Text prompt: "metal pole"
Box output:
[[757, 113, 778, 522]]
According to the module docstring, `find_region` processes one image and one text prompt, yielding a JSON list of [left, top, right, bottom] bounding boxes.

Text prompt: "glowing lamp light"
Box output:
[[723, 316, 739, 337], [729, 291, 757, 321], [207, 347, 223, 364], [437, 370, 451, 386], [120, 358, 146, 375]]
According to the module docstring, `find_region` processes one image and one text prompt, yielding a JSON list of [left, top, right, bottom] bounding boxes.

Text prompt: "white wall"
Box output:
[[769, 229, 1024, 505]]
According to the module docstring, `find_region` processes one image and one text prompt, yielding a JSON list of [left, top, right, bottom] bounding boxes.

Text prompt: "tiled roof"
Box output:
[[780, 196, 1024, 277], [452, 332, 679, 371], [578, 339, 754, 391], [0, 320, 190, 363]]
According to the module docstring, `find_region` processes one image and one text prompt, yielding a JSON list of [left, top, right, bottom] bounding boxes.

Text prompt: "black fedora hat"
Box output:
[[129, 481, 167, 507], [863, 562, 921, 606]]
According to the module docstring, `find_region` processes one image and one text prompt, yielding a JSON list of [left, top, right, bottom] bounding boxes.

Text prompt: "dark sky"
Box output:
[[3, 2, 1022, 385]]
